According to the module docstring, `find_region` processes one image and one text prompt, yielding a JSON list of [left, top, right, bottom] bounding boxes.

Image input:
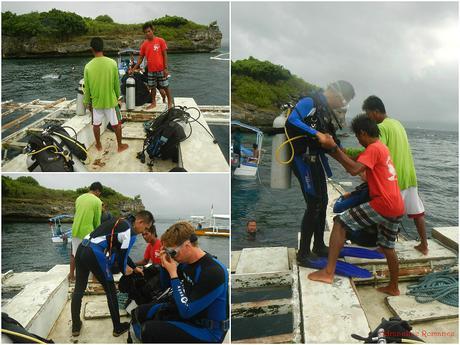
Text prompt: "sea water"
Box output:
[[1, 220, 229, 273], [232, 127, 458, 250]]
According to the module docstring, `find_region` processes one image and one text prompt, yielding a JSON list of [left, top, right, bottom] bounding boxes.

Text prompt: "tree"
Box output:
[[95, 15, 114, 23], [16, 176, 40, 186]]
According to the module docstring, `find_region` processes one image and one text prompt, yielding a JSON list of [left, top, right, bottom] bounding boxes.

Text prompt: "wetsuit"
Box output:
[[131, 253, 229, 343], [71, 217, 137, 331], [285, 93, 338, 258]]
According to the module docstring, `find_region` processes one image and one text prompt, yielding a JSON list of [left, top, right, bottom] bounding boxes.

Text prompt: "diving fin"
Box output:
[[302, 257, 372, 279], [339, 246, 384, 259]]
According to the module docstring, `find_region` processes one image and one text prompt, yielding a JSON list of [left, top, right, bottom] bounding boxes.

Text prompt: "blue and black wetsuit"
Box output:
[[285, 93, 337, 258], [132, 253, 229, 343], [71, 217, 137, 331]]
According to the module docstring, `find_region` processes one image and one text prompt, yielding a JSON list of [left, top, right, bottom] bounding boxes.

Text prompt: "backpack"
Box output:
[[137, 107, 188, 164], [118, 265, 163, 305], [26, 125, 87, 172]]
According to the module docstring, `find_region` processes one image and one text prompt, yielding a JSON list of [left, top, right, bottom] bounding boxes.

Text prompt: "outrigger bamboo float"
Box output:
[[1, 97, 229, 172], [231, 181, 458, 343]]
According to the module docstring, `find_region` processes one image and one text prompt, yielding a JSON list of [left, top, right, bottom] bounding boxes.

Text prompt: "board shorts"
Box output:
[[92, 108, 119, 127], [335, 202, 402, 249], [400, 186, 425, 218], [147, 71, 169, 89]]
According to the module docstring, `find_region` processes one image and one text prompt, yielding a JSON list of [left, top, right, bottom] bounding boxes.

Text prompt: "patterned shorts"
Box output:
[[147, 71, 169, 89], [336, 202, 402, 249]]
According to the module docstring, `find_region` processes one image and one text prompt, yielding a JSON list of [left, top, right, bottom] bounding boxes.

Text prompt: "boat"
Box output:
[[231, 120, 264, 179], [189, 209, 230, 237], [210, 52, 230, 61], [1, 97, 229, 172], [49, 214, 73, 243], [231, 180, 459, 343], [117, 48, 145, 78]]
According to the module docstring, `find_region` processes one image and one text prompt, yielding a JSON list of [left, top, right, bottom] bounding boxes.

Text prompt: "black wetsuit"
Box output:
[[285, 93, 339, 258], [131, 253, 229, 343], [71, 218, 137, 331]]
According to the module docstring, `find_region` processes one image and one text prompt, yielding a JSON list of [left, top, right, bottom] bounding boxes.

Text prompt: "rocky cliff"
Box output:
[[2, 25, 222, 58], [2, 197, 145, 222]]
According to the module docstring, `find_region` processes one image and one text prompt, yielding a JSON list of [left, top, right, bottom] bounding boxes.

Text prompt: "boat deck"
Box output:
[[1, 97, 229, 172], [231, 181, 458, 343]]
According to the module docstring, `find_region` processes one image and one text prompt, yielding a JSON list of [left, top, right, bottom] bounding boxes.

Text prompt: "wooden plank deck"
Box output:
[[432, 227, 458, 252]]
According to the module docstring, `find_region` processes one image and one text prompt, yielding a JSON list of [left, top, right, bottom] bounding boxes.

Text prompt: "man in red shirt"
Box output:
[[135, 224, 161, 266], [308, 114, 404, 296], [133, 22, 172, 109]]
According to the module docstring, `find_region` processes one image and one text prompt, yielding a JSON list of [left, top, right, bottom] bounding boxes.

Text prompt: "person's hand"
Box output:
[[317, 132, 336, 149], [160, 251, 178, 278], [163, 69, 169, 78], [125, 266, 134, 275], [134, 266, 144, 276], [342, 192, 351, 199], [87, 104, 93, 113]]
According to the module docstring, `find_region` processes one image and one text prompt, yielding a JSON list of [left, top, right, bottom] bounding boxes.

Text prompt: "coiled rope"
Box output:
[[407, 270, 458, 307]]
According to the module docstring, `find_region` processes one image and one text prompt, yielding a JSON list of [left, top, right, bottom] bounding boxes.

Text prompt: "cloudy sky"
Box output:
[[4, 173, 229, 219], [2, 1, 229, 47], [232, 2, 458, 128]]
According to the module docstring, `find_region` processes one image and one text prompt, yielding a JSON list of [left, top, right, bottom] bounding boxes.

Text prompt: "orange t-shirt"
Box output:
[[139, 37, 167, 72], [143, 239, 161, 264]]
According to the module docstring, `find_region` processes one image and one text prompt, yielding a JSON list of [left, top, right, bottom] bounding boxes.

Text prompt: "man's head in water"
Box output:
[[142, 224, 158, 244], [133, 210, 155, 234], [351, 113, 380, 148], [161, 222, 201, 264], [142, 22, 155, 40], [324, 80, 355, 110], [89, 182, 103, 197], [246, 220, 257, 234], [362, 95, 387, 124]]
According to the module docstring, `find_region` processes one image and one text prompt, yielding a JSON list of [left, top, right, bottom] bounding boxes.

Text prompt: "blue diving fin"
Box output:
[[339, 246, 384, 259], [303, 257, 372, 278]]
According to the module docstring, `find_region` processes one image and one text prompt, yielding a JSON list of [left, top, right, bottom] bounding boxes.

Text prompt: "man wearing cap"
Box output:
[[285, 80, 355, 266]]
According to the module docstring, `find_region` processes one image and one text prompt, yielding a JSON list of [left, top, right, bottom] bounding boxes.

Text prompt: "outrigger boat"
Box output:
[[231, 120, 263, 179], [189, 211, 230, 238], [49, 214, 73, 243]]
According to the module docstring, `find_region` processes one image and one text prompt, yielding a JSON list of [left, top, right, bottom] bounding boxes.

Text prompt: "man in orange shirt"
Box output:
[[133, 22, 172, 109]]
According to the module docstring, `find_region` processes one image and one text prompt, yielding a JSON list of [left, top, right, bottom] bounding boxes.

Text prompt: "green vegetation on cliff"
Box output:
[[2, 176, 140, 218], [232, 57, 319, 110], [2, 10, 209, 42]]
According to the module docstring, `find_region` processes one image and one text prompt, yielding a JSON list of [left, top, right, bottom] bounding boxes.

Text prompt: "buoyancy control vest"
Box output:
[[285, 92, 342, 155]]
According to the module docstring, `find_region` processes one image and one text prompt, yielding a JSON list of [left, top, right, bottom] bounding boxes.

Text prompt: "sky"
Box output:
[[1, 1, 229, 47], [232, 2, 459, 128], [4, 173, 229, 219]]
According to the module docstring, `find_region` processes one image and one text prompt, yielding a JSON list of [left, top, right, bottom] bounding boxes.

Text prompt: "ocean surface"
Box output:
[[1, 53, 229, 105], [232, 127, 459, 250], [1, 220, 229, 273]]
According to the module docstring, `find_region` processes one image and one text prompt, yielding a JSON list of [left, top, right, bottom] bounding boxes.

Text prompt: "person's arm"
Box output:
[[135, 245, 151, 266], [83, 66, 91, 106], [162, 39, 168, 77], [133, 55, 144, 71], [117, 227, 137, 275], [93, 201, 102, 231], [113, 61, 120, 100], [321, 135, 367, 176], [286, 104, 318, 137], [162, 257, 227, 319]]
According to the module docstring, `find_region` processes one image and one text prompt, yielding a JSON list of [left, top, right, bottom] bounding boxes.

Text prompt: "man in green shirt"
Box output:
[[84, 37, 128, 153], [69, 182, 103, 281], [362, 96, 428, 255]]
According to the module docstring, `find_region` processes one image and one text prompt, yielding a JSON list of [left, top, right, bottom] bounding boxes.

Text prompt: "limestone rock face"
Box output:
[[2, 26, 222, 58]]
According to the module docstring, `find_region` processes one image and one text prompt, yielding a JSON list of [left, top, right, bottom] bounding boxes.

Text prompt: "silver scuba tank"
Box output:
[[76, 79, 86, 116], [126, 77, 136, 110], [270, 111, 291, 189]]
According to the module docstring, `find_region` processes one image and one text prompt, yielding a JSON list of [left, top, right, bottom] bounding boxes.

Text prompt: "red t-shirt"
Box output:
[[357, 141, 405, 218], [143, 239, 161, 265], [139, 37, 167, 72]]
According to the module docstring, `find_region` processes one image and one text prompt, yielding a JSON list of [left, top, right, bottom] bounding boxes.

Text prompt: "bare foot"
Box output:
[[414, 243, 428, 255], [308, 268, 334, 284], [95, 143, 103, 151], [146, 103, 156, 110], [68, 274, 75, 283], [118, 143, 129, 153], [377, 285, 400, 296]]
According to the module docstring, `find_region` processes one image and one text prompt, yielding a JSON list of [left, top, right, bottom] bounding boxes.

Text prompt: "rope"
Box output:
[[407, 270, 458, 307], [1, 329, 46, 344]]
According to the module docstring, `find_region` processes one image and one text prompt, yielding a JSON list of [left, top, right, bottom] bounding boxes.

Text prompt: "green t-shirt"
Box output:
[[83, 56, 120, 109], [72, 193, 102, 239], [345, 117, 417, 190]]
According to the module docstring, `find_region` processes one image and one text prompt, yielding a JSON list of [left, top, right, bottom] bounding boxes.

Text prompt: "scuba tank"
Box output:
[[270, 108, 291, 189], [76, 79, 85, 116], [126, 76, 136, 110]]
